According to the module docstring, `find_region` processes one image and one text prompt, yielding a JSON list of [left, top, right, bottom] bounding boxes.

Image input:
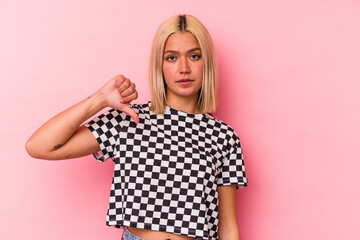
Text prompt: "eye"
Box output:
[[190, 54, 201, 60], [166, 55, 176, 61]]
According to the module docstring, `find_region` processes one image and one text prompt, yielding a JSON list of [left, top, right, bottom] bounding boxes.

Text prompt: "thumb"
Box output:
[[121, 105, 140, 124]]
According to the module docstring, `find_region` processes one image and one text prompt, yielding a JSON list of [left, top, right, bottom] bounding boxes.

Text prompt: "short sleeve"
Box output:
[[217, 132, 248, 190], [83, 108, 125, 162]]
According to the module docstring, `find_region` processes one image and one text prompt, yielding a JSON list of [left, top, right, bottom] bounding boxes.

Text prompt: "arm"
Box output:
[[217, 184, 242, 240], [25, 75, 138, 160]]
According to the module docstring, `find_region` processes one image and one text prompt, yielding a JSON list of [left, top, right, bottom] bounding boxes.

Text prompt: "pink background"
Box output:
[[1, 0, 359, 239]]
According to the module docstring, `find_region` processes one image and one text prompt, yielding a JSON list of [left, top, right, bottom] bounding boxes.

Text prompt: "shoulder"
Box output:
[[207, 114, 237, 136], [205, 114, 242, 149]]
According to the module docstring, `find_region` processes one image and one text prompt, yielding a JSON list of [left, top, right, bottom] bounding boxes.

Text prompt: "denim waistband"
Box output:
[[121, 226, 203, 240], [121, 227, 144, 240]]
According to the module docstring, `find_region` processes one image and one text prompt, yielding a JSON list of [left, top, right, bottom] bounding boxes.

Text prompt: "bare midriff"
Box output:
[[127, 226, 197, 240]]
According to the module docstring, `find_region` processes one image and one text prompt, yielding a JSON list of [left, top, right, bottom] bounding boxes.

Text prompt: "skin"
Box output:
[[162, 31, 203, 113]]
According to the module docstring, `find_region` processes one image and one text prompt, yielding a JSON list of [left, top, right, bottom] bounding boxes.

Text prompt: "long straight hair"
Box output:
[[149, 14, 218, 114]]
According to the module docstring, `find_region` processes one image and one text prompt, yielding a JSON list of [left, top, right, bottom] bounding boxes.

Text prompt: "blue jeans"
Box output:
[[121, 227, 144, 240], [121, 226, 203, 240]]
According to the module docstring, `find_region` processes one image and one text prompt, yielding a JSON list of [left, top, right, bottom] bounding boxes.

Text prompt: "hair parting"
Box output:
[[178, 14, 187, 31]]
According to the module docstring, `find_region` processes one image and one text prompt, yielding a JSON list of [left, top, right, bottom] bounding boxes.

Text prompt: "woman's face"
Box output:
[[162, 32, 203, 103]]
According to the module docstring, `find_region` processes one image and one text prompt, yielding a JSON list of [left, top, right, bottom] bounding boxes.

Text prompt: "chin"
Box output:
[[176, 89, 199, 96], [176, 93, 200, 99]]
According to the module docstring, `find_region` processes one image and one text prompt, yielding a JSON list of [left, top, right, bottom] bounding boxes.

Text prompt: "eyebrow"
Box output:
[[164, 47, 201, 55]]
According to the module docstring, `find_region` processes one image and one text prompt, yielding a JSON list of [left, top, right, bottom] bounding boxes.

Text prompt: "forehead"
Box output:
[[164, 32, 200, 51]]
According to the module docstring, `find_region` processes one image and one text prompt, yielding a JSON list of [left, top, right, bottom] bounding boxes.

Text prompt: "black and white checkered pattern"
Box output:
[[84, 102, 247, 240]]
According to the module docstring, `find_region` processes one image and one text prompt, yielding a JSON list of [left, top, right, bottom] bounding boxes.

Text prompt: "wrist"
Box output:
[[87, 91, 108, 113]]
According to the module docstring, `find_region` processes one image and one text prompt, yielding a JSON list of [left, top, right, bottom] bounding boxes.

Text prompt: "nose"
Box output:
[[179, 57, 191, 74]]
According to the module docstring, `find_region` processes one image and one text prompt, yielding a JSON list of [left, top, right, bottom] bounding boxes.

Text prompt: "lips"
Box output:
[[177, 79, 194, 85]]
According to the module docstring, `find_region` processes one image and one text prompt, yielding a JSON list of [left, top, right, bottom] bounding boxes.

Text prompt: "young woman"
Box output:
[[26, 14, 248, 240]]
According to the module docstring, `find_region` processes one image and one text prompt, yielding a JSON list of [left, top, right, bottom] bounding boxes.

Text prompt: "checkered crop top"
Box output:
[[84, 101, 248, 240]]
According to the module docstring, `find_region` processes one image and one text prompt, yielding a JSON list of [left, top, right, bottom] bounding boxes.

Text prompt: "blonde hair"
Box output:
[[149, 14, 218, 114]]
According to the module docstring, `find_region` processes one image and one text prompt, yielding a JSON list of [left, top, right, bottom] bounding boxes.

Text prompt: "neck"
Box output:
[[166, 94, 199, 114]]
